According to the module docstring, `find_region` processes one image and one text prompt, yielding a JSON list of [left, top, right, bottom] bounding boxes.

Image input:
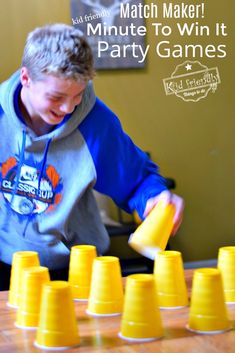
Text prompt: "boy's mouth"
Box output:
[[50, 111, 65, 119]]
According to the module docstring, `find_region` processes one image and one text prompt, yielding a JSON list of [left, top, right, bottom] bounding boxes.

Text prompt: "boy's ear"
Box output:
[[20, 67, 31, 87]]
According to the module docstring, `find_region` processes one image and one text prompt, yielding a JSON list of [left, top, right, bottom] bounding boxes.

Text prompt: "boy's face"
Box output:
[[20, 68, 87, 126]]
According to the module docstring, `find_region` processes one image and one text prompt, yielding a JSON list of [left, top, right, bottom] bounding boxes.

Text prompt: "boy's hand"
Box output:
[[143, 190, 184, 236]]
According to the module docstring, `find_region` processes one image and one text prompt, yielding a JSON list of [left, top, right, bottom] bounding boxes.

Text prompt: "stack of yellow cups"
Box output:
[[187, 268, 231, 334], [119, 274, 163, 341], [15, 266, 50, 329], [8, 251, 40, 308], [154, 251, 188, 309], [35, 281, 80, 349], [68, 245, 97, 300], [87, 256, 124, 316], [218, 246, 235, 303]]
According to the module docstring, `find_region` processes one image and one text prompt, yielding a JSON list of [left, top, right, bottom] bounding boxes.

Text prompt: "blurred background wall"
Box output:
[[1, 0, 234, 261]]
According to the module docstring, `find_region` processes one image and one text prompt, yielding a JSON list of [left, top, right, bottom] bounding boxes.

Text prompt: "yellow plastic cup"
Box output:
[[68, 245, 97, 300], [129, 200, 175, 260], [15, 266, 50, 329], [154, 251, 188, 309], [87, 256, 124, 316], [8, 251, 40, 308], [35, 281, 80, 349], [218, 246, 235, 303], [188, 268, 231, 333], [119, 274, 163, 341]]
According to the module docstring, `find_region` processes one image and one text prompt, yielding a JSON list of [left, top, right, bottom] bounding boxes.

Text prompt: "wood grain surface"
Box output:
[[0, 269, 234, 352]]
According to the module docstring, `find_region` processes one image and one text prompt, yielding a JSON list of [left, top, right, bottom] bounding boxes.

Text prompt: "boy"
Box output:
[[0, 23, 184, 290]]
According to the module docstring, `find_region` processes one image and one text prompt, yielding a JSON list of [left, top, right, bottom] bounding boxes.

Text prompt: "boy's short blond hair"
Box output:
[[22, 23, 95, 82]]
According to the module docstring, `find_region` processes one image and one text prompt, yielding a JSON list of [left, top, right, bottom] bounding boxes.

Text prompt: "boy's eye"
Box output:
[[48, 96, 63, 102]]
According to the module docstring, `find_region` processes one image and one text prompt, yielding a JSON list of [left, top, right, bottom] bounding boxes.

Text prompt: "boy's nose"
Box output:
[[59, 101, 75, 114]]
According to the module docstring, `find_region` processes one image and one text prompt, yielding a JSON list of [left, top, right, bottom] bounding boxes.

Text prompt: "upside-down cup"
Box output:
[[15, 266, 50, 329], [35, 281, 80, 350], [218, 246, 235, 303], [68, 245, 97, 300], [8, 251, 40, 308], [119, 274, 163, 341], [154, 251, 188, 309], [87, 256, 124, 316], [188, 268, 231, 334], [129, 200, 175, 260]]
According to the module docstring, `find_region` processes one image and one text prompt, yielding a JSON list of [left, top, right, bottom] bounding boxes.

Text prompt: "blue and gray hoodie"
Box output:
[[0, 71, 167, 269]]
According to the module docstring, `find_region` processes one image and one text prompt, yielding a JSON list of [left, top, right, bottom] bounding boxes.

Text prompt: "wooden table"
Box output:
[[0, 270, 234, 353]]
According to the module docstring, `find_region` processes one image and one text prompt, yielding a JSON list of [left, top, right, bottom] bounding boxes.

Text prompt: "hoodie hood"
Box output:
[[0, 70, 96, 141]]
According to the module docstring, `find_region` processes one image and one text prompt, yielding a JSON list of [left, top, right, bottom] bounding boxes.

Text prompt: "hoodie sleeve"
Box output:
[[79, 98, 167, 219]]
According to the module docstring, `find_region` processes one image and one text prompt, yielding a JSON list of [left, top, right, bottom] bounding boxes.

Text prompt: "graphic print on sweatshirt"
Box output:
[[0, 155, 63, 216]]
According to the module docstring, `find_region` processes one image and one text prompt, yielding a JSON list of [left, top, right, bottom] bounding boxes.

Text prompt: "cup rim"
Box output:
[[219, 246, 235, 253], [15, 322, 37, 330], [93, 256, 119, 263], [13, 251, 39, 258], [156, 250, 182, 258], [185, 324, 232, 335], [7, 302, 18, 309], [118, 332, 163, 342], [71, 245, 96, 252], [127, 273, 154, 281], [128, 235, 161, 260], [160, 305, 188, 310], [86, 309, 121, 317], [194, 268, 221, 277], [34, 341, 80, 351]]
